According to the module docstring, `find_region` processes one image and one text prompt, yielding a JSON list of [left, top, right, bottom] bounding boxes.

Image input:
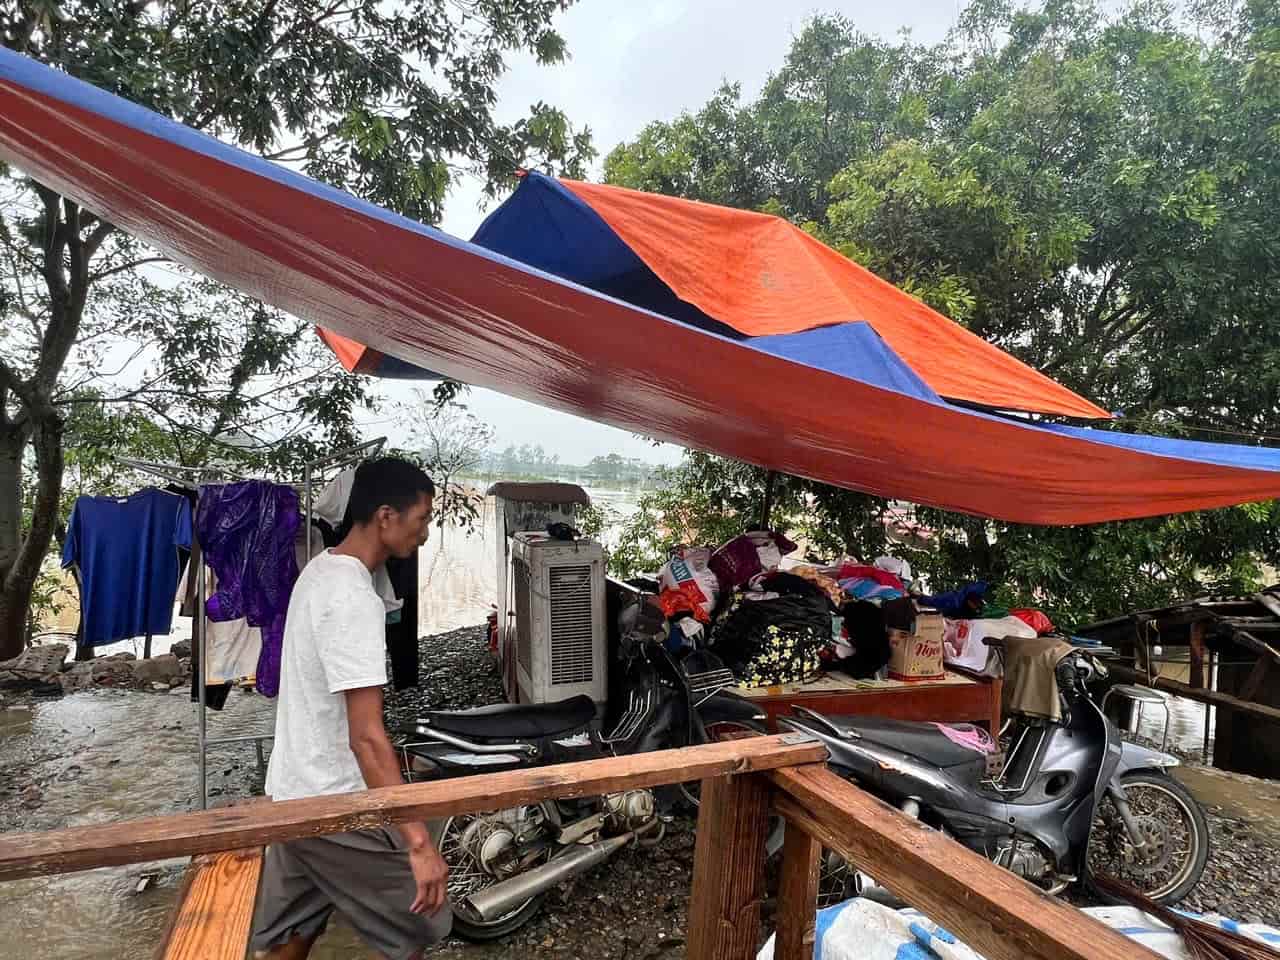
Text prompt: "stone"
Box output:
[[132, 654, 181, 685], [151, 682, 170, 691], [60, 671, 93, 694], [170, 640, 192, 659], [106, 652, 136, 662], [91, 658, 133, 678], [0, 643, 70, 678]]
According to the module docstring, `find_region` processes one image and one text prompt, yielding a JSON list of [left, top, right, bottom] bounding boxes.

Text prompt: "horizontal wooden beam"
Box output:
[[770, 764, 1162, 960], [0, 735, 827, 883], [1105, 664, 1280, 723]]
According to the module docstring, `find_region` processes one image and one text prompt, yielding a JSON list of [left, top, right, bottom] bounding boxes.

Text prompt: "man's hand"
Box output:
[[408, 839, 449, 914]]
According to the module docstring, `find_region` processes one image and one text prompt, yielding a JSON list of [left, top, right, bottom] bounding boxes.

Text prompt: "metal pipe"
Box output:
[[409, 725, 538, 756], [196, 558, 207, 810], [460, 833, 634, 922], [304, 461, 313, 561], [206, 733, 276, 746]]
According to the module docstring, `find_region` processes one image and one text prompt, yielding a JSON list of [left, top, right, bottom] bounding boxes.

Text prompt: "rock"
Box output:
[[170, 640, 192, 659], [151, 682, 170, 691], [59, 670, 93, 694], [91, 658, 133, 679], [0, 643, 70, 678], [132, 654, 181, 685]]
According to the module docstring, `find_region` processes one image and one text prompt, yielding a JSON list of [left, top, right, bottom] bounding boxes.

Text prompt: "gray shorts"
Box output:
[[250, 826, 452, 959]]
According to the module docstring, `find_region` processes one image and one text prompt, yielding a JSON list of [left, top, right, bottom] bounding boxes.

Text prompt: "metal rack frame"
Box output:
[[113, 440, 386, 808]]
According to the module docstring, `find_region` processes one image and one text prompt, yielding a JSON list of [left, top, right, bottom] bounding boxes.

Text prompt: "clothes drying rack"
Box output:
[[116, 437, 386, 809]]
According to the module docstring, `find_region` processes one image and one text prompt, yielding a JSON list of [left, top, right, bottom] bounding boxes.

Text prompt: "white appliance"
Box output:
[[510, 532, 608, 706]]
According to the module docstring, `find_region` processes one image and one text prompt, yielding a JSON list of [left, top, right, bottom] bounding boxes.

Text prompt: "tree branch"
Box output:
[[88, 255, 172, 283]]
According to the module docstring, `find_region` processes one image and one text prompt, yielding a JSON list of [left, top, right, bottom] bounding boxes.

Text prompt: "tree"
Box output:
[[405, 390, 494, 532], [605, 1, 1280, 624], [0, 0, 593, 656]]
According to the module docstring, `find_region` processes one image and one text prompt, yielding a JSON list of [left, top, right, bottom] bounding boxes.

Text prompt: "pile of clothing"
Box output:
[[920, 579, 1059, 674], [650, 533, 924, 688]]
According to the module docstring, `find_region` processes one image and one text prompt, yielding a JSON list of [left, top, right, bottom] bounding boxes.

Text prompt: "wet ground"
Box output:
[[0, 688, 275, 960]]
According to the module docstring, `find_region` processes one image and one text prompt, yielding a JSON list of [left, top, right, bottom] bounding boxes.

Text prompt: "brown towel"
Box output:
[[1002, 636, 1076, 721]]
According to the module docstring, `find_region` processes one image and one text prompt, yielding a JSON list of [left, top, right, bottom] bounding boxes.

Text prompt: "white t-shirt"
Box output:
[[265, 550, 387, 801]]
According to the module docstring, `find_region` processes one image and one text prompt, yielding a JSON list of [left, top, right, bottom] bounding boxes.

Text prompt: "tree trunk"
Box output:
[[0, 415, 65, 660], [0, 425, 29, 658]]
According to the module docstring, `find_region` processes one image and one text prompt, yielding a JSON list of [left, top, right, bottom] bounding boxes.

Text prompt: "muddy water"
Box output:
[[0, 689, 275, 960]]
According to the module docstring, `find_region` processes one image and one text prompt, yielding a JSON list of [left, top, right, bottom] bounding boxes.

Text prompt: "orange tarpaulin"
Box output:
[[560, 179, 1109, 421]]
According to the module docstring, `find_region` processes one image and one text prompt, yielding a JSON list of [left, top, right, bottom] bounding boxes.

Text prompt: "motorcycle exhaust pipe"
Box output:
[[460, 833, 634, 922], [853, 870, 902, 907]]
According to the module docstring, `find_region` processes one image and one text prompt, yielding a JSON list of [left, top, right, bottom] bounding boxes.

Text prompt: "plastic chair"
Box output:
[[1101, 683, 1172, 750]]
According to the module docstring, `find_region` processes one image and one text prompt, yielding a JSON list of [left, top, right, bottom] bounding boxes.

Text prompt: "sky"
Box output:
[[364, 0, 967, 465]]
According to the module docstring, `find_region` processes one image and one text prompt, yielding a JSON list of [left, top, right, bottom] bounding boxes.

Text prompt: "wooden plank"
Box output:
[[1189, 620, 1206, 689], [1240, 656, 1271, 702], [1231, 630, 1280, 666], [772, 819, 821, 960], [155, 848, 262, 960], [750, 680, 992, 733], [686, 772, 773, 960], [1106, 664, 1280, 723], [770, 765, 1161, 960], [0, 734, 826, 882], [1255, 592, 1280, 621]]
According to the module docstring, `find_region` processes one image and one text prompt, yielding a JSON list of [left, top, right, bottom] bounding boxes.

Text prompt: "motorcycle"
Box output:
[[777, 642, 1210, 907], [397, 611, 767, 941]]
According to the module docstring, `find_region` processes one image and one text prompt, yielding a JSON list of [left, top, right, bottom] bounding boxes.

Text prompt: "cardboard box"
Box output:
[[888, 611, 945, 681]]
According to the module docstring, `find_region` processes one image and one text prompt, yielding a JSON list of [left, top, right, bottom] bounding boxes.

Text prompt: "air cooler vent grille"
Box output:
[[548, 565, 594, 685]]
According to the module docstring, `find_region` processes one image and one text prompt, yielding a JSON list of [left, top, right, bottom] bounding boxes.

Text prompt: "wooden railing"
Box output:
[[0, 733, 1160, 960]]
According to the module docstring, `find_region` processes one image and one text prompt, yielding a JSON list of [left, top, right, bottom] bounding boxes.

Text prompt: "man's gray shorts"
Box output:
[[250, 826, 452, 958]]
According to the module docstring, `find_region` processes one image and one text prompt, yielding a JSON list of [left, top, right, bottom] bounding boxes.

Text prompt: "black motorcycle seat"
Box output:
[[839, 716, 990, 769], [417, 695, 597, 740]]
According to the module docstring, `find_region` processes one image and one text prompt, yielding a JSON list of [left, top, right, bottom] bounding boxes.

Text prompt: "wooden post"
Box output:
[[1189, 620, 1205, 689], [144, 632, 153, 660], [772, 820, 821, 960], [687, 773, 773, 960]]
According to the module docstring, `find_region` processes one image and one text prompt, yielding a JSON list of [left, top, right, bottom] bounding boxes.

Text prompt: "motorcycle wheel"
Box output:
[[679, 719, 787, 858], [439, 812, 549, 941], [677, 719, 770, 808], [1085, 770, 1210, 906]]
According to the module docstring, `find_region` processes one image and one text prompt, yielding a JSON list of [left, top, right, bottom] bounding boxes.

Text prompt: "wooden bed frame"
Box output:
[[736, 667, 1002, 733]]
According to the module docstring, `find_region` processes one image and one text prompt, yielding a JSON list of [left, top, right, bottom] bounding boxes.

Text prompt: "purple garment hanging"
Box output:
[[196, 481, 300, 697]]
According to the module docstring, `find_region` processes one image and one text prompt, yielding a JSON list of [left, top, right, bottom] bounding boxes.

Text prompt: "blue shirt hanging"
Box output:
[[62, 487, 193, 647]]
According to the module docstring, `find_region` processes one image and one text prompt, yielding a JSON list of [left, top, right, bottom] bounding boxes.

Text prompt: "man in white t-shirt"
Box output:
[[252, 458, 449, 959]]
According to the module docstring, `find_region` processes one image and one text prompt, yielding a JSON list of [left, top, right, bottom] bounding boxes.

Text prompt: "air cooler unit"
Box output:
[[510, 532, 607, 706]]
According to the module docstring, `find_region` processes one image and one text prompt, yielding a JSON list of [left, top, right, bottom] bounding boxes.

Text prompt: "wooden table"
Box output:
[[737, 668, 1002, 733]]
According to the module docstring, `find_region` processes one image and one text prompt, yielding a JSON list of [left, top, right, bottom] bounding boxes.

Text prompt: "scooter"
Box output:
[[397, 628, 766, 941], [778, 643, 1210, 906]]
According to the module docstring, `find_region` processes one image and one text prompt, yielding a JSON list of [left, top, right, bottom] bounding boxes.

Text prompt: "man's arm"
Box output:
[[345, 685, 448, 913]]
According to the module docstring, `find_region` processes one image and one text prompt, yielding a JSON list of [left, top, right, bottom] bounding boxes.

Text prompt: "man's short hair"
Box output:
[[346, 457, 435, 525]]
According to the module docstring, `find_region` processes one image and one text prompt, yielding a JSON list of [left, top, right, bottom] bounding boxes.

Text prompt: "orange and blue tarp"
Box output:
[[2, 47, 1279, 525]]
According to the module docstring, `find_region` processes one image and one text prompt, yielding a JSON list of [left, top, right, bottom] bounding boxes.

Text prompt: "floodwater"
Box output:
[[0, 689, 275, 960]]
